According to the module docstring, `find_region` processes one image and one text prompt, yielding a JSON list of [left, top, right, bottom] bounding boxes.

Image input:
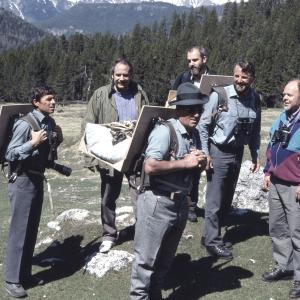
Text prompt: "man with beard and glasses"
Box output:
[[262, 79, 300, 299], [84, 58, 149, 254], [198, 60, 261, 260], [172, 46, 216, 222]]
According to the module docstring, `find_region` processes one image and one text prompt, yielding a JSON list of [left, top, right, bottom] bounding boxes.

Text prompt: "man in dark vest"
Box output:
[[130, 82, 208, 299], [172, 46, 216, 222]]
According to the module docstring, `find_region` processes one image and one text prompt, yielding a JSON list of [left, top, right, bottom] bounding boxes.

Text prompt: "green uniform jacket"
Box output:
[[84, 81, 149, 172]]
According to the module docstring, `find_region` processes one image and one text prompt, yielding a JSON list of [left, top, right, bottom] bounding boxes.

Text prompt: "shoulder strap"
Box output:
[[21, 113, 41, 131], [163, 120, 179, 157], [212, 86, 228, 112], [253, 91, 262, 112]]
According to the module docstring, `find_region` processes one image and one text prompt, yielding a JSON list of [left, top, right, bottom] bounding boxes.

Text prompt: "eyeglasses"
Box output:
[[180, 107, 203, 114]]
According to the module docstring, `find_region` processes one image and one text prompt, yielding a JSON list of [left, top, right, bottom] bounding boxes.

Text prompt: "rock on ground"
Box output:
[[199, 160, 269, 213], [84, 250, 134, 278]]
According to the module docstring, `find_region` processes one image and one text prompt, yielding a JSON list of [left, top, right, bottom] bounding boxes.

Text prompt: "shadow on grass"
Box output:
[[31, 235, 101, 286], [196, 208, 269, 246], [164, 253, 253, 299], [222, 210, 269, 245]]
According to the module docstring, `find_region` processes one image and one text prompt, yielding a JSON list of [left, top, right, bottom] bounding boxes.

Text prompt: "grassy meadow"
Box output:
[[0, 104, 289, 300]]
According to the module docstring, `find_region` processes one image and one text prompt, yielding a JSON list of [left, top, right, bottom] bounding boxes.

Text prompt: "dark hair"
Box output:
[[234, 60, 256, 78], [110, 58, 133, 75], [31, 85, 55, 102], [187, 46, 208, 58]]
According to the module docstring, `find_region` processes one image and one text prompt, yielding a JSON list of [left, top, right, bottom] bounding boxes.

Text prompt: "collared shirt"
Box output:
[[6, 109, 54, 161], [145, 118, 201, 193], [114, 90, 137, 122], [198, 84, 261, 161]]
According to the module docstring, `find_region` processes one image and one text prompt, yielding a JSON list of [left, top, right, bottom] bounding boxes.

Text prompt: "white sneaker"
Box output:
[[99, 240, 115, 253]]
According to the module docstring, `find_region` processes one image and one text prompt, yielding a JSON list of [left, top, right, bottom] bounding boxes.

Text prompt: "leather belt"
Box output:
[[151, 189, 183, 200]]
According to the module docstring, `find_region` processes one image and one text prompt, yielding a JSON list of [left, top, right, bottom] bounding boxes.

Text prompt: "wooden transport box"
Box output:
[[80, 105, 178, 173], [0, 104, 32, 156]]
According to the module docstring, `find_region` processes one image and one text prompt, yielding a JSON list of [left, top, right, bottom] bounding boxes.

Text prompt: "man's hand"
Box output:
[[30, 129, 48, 147], [205, 155, 213, 170], [182, 150, 207, 169], [296, 186, 300, 202], [55, 125, 63, 144], [262, 175, 271, 192], [250, 159, 260, 173]]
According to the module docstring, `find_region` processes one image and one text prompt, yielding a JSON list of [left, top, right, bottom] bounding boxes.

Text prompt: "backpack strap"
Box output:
[[21, 113, 41, 131], [4, 113, 41, 182], [212, 86, 228, 112], [163, 120, 179, 158]]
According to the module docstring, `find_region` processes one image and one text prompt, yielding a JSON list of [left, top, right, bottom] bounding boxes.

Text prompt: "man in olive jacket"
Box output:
[[84, 58, 149, 253]]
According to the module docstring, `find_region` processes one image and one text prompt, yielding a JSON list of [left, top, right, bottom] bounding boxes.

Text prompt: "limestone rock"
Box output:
[[84, 250, 134, 278]]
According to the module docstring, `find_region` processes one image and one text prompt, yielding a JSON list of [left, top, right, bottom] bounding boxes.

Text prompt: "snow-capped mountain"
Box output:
[[0, 0, 242, 23]]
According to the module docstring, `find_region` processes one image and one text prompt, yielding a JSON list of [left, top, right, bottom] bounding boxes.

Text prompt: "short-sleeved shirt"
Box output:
[[145, 118, 200, 194]]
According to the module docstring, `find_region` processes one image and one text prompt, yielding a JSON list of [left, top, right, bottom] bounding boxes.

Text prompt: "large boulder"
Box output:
[[199, 160, 269, 213]]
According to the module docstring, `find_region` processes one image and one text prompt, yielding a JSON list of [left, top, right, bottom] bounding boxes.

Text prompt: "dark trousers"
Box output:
[[188, 168, 201, 211], [5, 175, 44, 283], [204, 143, 243, 247], [99, 169, 138, 242]]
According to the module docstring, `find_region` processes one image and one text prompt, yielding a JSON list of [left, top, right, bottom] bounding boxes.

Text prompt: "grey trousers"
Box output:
[[204, 143, 243, 246], [5, 175, 44, 283], [268, 177, 300, 279], [99, 169, 138, 242], [130, 190, 188, 300]]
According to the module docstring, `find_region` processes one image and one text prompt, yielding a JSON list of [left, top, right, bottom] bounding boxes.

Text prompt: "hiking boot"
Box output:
[[262, 267, 293, 282], [188, 210, 197, 222], [5, 282, 27, 298], [99, 240, 115, 254], [290, 280, 300, 298], [201, 236, 233, 250], [206, 245, 233, 260]]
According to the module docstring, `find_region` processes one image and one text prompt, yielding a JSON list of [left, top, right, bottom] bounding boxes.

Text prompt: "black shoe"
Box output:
[[290, 280, 300, 298], [201, 237, 233, 250], [188, 210, 197, 222], [206, 245, 233, 260], [22, 275, 45, 288], [5, 282, 27, 298], [262, 267, 294, 282]]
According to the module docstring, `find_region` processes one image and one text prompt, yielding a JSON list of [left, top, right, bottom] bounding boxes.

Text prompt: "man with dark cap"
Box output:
[[130, 82, 208, 300], [172, 46, 216, 222]]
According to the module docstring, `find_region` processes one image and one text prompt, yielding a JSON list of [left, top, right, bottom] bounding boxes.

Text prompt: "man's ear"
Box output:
[[202, 56, 207, 64], [32, 99, 39, 108]]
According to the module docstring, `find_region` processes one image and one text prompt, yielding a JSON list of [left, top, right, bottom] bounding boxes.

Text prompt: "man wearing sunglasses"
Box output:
[[130, 82, 208, 299]]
